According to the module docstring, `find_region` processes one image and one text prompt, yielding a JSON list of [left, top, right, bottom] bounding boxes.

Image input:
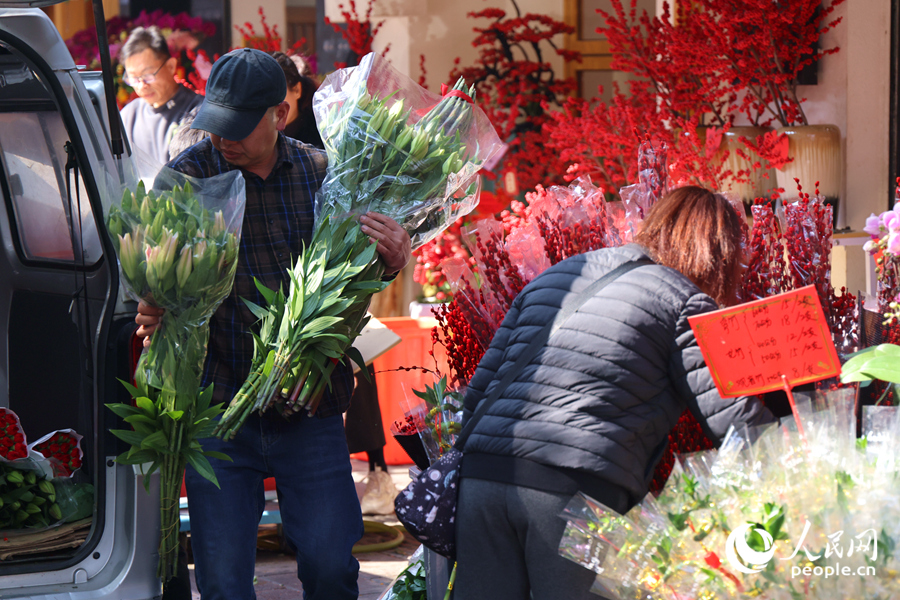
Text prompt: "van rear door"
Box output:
[[0, 8, 160, 598]]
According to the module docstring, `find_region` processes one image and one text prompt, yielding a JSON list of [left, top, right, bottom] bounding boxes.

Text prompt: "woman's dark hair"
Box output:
[[635, 186, 745, 306], [270, 51, 318, 112], [120, 26, 171, 62]]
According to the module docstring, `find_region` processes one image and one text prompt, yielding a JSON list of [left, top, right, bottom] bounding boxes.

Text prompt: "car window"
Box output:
[[0, 57, 101, 266]]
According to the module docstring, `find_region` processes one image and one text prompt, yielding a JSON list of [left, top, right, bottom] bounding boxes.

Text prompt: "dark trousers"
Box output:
[[454, 478, 600, 600], [185, 413, 363, 600]]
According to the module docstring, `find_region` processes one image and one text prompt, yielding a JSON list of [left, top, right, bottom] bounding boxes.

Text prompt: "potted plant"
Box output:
[[690, 0, 846, 211]]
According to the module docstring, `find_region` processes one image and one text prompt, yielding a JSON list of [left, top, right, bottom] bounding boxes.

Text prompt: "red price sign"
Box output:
[[688, 285, 840, 398]]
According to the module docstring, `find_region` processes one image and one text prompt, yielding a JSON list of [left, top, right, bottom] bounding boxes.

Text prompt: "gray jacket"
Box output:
[[461, 244, 772, 504]]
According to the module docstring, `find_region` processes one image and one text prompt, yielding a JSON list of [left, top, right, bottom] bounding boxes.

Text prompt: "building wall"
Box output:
[[230, 0, 288, 49], [323, 0, 565, 92]]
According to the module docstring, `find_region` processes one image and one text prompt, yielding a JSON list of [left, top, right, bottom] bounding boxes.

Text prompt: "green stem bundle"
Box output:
[[106, 176, 244, 583]]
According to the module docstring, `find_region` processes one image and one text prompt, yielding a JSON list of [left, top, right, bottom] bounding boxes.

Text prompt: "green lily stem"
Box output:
[[444, 562, 457, 600]]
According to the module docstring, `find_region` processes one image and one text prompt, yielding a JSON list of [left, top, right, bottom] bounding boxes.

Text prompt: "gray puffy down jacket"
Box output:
[[462, 244, 772, 501]]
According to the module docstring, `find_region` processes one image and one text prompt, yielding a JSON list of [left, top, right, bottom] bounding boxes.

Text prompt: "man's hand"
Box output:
[[360, 212, 411, 275], [136, 300, 165, 348]]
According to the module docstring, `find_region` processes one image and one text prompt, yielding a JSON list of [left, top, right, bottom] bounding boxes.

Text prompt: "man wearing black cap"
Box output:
[[136, 48, 410, 599]]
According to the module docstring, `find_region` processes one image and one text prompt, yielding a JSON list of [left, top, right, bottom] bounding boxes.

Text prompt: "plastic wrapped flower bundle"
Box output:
[[105, 170, 246, 582], [0, 408, 90, 533], [862, 199, 900, 313], [398, 375, 464, 467], [214, 51, 503, 438], [558, 389, 900, 599]]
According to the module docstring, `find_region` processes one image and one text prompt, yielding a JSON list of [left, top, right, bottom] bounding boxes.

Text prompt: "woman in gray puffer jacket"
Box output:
[[454, 186, 774, 600]]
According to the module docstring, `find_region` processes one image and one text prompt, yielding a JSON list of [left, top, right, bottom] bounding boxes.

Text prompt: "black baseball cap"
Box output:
[[191, 48, 287, 141]]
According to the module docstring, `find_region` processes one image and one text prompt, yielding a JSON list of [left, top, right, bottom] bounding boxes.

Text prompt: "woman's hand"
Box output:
[[136, 300, 165, 348], [360, 212, 412, 275]]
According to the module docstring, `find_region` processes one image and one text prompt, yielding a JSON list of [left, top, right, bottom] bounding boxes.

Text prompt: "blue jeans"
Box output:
[[184, 412, 363, 600]]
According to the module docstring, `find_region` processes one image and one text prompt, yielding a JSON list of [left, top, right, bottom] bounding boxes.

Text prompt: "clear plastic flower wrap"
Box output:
[[378, 546, 427, 600], [558, 388, 900, 600], [399, 376, 464, 467], [313, 51, 504, 250], [104, 158, 246, 582], [618, 139, 669, 242], [0, 408, 91, 534]]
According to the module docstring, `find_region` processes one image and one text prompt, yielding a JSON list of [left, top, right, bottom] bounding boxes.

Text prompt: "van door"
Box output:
[[0, 9, 160, 599]]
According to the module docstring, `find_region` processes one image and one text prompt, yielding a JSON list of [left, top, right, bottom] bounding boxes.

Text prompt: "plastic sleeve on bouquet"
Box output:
[[312, 52, 504, 251], [28, 428, 83, 478], [106, 166, 246, 390], [557, 389, 900, 599]]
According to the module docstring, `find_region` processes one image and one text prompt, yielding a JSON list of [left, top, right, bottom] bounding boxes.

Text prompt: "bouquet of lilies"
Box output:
[[105, 169, 245, 582], [215, 52, 503, 439]]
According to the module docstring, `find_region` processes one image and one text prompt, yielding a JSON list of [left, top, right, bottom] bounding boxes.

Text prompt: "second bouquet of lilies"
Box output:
[[214, 52, 503, 440], [105, 169, 246, 582]]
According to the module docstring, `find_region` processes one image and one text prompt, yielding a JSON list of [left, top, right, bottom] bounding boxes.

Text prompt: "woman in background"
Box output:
[[270, 51, 324, 149], [454, 186, 773, 600]]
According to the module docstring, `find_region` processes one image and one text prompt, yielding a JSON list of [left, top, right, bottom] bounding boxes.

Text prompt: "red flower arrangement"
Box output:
[[0, 409, 27, 461], [450, 2, 581, 196], [685, 0, 846, 127], [32, 431, 83, 478], [324, 0, 388, 69]]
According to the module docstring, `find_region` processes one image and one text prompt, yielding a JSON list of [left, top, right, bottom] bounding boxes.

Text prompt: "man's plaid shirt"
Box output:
[[167, 134, 354, 418]]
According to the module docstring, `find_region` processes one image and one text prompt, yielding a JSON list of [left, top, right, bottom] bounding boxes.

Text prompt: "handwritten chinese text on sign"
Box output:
[[688, 285, 840, 398]]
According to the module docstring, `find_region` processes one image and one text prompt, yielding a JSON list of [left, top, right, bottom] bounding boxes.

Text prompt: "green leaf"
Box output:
[[124, 448, 160, 464], [344, 346, 368, 376], [262, 350, 276, 378], [301, 316, 344, 336], [254, 278, 278, 305], [116, 379, 144, 399], [241, 297, 271, 321], [186, 450, 220, 488], [667, 511, 690, 531], [123, 414, 158, 427], [106, 403, 141, 419], [140, 430, 170, 454], [162, 410, 185, 421], [202, 450, 233, 462], [841, 344, 900, 383], [135, 395, 157, 415], [110, 428, 145, 447]]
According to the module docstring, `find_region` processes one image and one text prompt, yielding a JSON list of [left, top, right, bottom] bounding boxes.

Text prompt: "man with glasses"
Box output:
[[119, 26, 202, 164]]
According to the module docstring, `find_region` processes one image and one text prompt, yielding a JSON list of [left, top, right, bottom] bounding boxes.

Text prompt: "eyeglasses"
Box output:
[[123, 62, 166, 87]]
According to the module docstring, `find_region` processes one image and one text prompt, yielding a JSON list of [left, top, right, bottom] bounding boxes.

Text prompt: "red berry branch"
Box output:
[[450, 1, 581, 195], [324, 0, 389, 68]]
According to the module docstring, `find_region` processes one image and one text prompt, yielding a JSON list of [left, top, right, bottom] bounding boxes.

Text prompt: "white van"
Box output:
[[0, 4, 161, 599]]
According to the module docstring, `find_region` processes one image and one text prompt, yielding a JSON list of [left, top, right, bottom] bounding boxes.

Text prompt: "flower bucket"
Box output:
[[775, 124, 842, 226], [717, 125, 777, 206]]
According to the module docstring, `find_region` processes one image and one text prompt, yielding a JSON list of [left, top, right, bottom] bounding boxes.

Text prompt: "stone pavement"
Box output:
[[185, 459, 417, 599]]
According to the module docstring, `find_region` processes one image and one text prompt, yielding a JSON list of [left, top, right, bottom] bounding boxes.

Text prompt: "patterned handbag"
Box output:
[[394, 259, 651, 559]]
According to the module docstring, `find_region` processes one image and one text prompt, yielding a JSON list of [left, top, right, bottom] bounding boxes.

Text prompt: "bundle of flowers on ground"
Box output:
[[105, 169, 246, 582], [30, 430, 82, 478], [559, 388, 900, 599], [214, 51, 503, 439], [394, 375, 464, 468], [0, 408, 91, 532]]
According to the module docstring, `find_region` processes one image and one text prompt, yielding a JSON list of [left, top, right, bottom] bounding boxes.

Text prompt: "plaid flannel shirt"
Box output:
[[167, 134, 355, 418]]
